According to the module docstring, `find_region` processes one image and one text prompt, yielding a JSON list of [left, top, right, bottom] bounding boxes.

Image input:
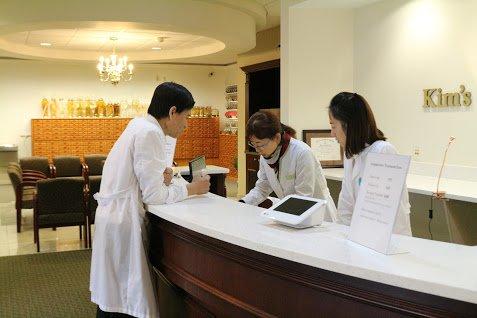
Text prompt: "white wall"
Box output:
[[283, 7, 354, 140], [0, 60, 234, 157], [354, 0, 477, 170], [283, 0, 477, 177]]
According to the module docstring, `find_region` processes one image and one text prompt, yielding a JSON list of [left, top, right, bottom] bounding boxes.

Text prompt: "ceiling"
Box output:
[[293, 0, 383, 9], [4, 29, 219, 52], [0, 0, 281, 65]]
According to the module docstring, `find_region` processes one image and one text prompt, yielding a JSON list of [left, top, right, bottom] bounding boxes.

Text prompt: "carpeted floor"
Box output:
[[0, 249, 96, 317]]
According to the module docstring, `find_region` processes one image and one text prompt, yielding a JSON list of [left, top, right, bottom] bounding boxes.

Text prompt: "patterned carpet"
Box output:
[[0, 249, 96, 317]]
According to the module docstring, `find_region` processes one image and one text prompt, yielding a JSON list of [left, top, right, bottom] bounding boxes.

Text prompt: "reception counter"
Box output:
[[147, 194, 477, 317]]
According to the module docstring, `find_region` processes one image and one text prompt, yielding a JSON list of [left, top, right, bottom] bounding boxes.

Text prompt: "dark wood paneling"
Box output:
[[245, 153, 260, 193], [148, 214, 477, 318], [209, 174, 226, 198], [240, 59, 280, 73]]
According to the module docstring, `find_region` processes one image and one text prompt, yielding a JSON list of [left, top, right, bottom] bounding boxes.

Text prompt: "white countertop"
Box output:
[[147, 194, 477, 304], [324, 168, 477, 203], [176, 165, 229, 176]]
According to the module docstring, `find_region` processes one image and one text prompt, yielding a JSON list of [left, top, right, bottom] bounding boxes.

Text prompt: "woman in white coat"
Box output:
[[240, 111, 337, 222], [328, 92, 412, 236], [90, 82, 210, 318]]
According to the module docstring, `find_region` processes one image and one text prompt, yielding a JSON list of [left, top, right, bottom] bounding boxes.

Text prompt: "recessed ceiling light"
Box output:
[[152, 47, 162, 50], [40, 42, 52, 47]]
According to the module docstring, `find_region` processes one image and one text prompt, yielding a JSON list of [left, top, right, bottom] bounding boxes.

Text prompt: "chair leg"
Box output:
[[88, 221, 92, 249], [79, 225, 82, 240], [16, 208, 21, 233], [33, 210, 37, 243], [84, 224, 88, 248], [35, 228, 40, 252]]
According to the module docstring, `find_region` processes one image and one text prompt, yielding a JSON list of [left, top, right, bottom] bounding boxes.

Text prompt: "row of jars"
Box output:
[[189, 106, 219, 118], [40, 98, 223, 119], [40, 98, 149, 118]]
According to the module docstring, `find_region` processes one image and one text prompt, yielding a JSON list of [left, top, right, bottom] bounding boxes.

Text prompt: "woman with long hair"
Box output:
[[328, 92, 412, 235]]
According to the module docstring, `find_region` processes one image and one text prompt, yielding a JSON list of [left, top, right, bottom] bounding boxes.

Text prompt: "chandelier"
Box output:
[[97, 37, 134, 85]]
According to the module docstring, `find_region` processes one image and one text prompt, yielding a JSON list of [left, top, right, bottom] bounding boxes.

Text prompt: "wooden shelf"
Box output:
[[32, 117, 222, 165], [31, 118, 131, 159]]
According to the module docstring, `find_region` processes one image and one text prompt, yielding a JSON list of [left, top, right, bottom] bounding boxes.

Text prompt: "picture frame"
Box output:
[[302, 129, 344, 168]]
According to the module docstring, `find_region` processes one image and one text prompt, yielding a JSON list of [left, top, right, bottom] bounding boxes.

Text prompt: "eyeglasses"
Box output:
[[247, 139, 271, 150]]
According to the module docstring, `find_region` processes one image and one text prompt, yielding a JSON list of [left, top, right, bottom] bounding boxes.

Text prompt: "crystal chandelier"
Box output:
[[97, 37, 134, 85]]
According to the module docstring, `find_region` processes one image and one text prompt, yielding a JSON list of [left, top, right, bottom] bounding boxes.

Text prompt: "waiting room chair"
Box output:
[[19, 156, 52, 177], [51, 156, 86, 178], [83, 154, 107, 178], [83, 154, 107, 248], [7, 163, 47, 232], [34, 178, 89, 252], [50, 156, 88, 239]]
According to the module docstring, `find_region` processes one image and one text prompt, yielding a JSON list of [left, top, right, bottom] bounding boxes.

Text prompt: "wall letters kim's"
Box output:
[[423, 85, 471, 108]]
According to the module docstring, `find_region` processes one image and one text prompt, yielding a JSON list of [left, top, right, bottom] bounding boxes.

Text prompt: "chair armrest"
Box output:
[[22, 173, 47, 182], [22, 171, 47, 179], [20, 180, 41, 188], [82, 163, 90, 184], [49, 164, 56, 178], [83, 183, 90, 216]]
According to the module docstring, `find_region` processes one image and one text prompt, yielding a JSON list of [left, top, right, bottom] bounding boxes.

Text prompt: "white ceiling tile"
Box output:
[[27, 35, 71, 47], [2, 31, 29, 43], [29, 29, 77, 37]]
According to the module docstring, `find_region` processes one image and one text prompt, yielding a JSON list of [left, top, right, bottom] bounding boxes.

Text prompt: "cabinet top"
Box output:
[[32, 117, 131, 121]]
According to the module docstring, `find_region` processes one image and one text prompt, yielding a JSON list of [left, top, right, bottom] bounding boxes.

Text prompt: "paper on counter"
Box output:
[[348, 153, 411, 255], [164, 136, 177, 167]]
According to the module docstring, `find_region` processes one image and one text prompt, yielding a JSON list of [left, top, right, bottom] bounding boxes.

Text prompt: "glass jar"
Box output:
[[113, 103, 121, 117], [41, 98, 49, 118], [67, 99, 75, 118]]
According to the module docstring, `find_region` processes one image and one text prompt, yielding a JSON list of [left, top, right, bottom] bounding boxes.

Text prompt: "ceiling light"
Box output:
[[152, 47, 162, 50], [40, 42, 52, 47], [96, 37, 133, 85]]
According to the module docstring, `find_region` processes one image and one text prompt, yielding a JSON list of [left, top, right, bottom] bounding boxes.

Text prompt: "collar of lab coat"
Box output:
[[351, 143, 372, 181], [145, 114, 166, 139]]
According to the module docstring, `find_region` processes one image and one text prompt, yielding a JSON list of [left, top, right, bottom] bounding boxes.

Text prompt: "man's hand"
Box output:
[[163, 167, 173, 186], [186, 174, 211, 195]]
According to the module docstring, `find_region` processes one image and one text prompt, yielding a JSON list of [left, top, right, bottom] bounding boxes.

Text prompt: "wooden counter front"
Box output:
[[147, 216, 477, 318], [146, 194, 477, 318]]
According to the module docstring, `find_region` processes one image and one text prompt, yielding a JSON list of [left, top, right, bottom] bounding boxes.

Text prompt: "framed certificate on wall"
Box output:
[[302, 130, 344, 168]]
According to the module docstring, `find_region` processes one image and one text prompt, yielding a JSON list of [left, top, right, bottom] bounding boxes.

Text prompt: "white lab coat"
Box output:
[[90, 114, 188, 318], [337, 140, 412, 236], [243, 138, 337, 222]]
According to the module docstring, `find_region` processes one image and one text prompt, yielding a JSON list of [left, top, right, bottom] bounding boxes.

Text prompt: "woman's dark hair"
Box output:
[[148, 82, 195, 119], [329, 92, 386, 158], [246, 110, 296, 140]]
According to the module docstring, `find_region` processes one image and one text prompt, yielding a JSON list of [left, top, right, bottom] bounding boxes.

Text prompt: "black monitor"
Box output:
[[273, 197, 318, 216]]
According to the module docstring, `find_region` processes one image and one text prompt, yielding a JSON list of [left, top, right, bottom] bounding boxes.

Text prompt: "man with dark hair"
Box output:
[[90, 82, 210, 318]]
